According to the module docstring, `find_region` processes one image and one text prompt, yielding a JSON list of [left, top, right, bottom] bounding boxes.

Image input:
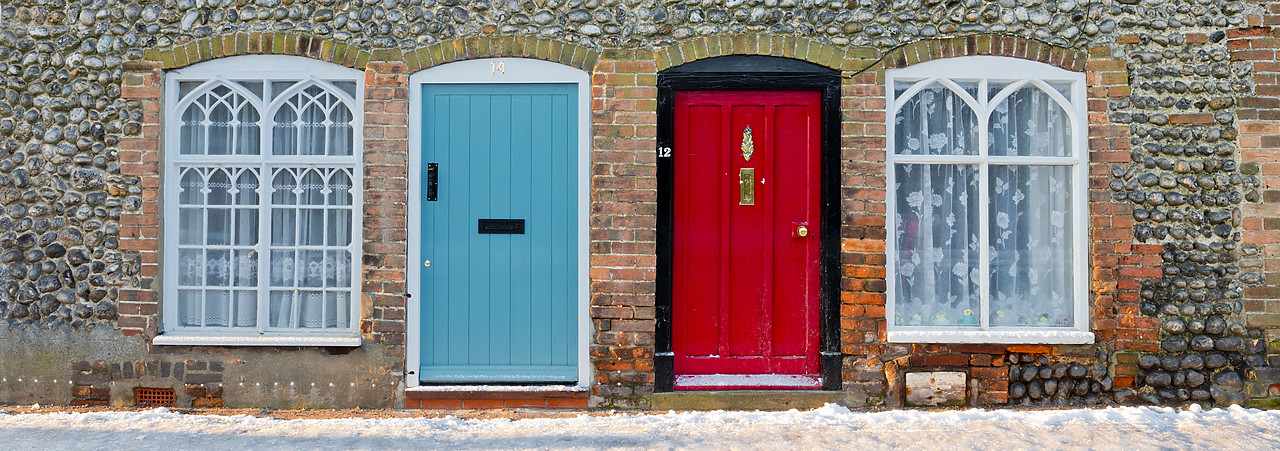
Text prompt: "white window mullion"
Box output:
[[977, 90, 991, 331], [257, 162, 271, 334]]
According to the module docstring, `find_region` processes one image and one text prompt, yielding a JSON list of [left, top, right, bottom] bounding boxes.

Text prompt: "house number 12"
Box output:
[[491, 60, 506, 74]]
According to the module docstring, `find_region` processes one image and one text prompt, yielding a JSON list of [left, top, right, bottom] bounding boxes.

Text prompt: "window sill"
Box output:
[[887, 330, 1094, 344], [152, 333, 362, 347]]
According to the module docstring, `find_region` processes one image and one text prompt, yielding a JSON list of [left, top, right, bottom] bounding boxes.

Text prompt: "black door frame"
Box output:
[[654, 55, 843, 391]]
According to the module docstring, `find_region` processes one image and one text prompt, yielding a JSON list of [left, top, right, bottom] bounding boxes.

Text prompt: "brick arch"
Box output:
[[397, 36, 600, 73], [142, 32, 371, 70], [879, 35, 1087, 73], [652, 34, 861, 71]]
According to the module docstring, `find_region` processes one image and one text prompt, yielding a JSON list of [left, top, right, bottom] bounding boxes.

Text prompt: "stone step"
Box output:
[[651, 391, 845, 411], [404, 386, 590, 409]]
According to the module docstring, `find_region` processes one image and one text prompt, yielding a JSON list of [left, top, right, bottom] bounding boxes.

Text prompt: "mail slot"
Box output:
[[478, 219, 525, 234]]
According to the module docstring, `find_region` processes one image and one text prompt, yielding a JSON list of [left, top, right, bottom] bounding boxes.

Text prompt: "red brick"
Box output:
[[503, 398, 548, 408], [415, 398, 463, 409], [547, 398, 589, 409], [462, 398, 505, 409]]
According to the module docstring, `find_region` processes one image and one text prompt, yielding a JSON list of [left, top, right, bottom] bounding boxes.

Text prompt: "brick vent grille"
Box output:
[[134, 387, 175, 407]]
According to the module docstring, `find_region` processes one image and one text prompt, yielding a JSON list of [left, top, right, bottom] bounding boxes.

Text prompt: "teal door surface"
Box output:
[[419, 83, 579, 382]]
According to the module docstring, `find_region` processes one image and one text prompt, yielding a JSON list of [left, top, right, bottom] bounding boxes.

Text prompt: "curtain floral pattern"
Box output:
[[891, 78, 1078, 329], [172, 77, 358, 332]]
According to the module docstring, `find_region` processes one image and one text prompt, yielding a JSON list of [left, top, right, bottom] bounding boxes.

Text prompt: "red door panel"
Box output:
[[673, 91, 822, 388]]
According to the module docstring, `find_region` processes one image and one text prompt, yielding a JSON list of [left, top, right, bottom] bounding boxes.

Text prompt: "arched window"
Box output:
[[159, 56, 362, 345], [885, 56, 1090, 344]]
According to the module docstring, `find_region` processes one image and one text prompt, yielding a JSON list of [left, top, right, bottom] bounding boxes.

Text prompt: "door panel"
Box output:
[[420, 83, 578, 382], [673, 91, 821, 386]]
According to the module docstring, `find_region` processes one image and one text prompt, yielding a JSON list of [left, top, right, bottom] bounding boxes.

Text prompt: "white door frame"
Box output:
[[405, 58, 592, 388]]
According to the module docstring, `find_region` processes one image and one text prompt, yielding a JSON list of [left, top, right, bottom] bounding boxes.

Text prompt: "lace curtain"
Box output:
[[175, 80, 356, 330], [893, 81, 1074, 328]]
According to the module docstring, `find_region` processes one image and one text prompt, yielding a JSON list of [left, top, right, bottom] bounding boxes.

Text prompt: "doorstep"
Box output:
[[651, 391, 845, 411], [404, 385, 590, 409]]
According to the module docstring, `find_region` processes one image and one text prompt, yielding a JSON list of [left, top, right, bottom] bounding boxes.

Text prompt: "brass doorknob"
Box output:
[[796, 226, 808, 237], [424, 259, 431, 267]]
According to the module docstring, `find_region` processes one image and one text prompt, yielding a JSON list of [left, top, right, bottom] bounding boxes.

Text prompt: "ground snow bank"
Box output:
[[2, 404, 1279, 449]]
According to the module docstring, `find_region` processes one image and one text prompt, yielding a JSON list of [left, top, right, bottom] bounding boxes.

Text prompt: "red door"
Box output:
[[672, 91, 822, 390]]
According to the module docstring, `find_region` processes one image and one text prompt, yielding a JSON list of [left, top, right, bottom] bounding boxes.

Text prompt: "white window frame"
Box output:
[[155, 55, 364, 346], [405, 58, 592, 388], [884, 56, 1093, 344]]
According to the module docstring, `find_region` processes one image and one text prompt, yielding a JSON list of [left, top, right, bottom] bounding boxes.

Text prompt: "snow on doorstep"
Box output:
[[2, 404, 1280, 450], [406, 385, 588, 392], [674, 374, 822, 388]]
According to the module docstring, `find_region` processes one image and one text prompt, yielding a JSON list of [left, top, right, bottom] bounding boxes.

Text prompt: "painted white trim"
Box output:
[[406, 58, 592, 389], [404, 385, 588, 393], [160, 55, 364, 342], [888, 330, 1094, 344], [151, 333, 361, 347], [674, 374, 824, 389], [884, 56, 1092, 343]]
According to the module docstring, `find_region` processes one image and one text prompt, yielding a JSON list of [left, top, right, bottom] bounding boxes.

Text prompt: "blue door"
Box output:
[[419, 83, 578, 382]]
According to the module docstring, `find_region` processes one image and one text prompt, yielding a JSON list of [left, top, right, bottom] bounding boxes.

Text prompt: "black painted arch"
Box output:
[[654, 55, 843, 392]]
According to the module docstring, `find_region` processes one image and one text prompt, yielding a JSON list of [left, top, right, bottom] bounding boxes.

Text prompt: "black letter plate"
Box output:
[[478, 219, 525, 234]]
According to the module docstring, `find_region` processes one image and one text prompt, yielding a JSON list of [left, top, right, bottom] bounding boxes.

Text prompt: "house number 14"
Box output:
[[491, 60, 506, 74]]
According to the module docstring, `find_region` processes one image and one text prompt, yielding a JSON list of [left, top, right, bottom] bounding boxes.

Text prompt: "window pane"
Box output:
[[178, 169, 205, 205], [989, 85, 1072, 157], [989, 165, 1074, 327], [328, 170, 354, 206], [894, 83, 978, 156], [178, 249, 204, 286], [955, 80, 979, 99], [206, 250, 230, 286], [326, 292, 350, 328], [269, 290, 294, 328], [269, 250, 295, 286], [204, 290, 230, 327], [233, 249, 258, 287], [178, 289, 203, 326], [235, 170, 260, 205], [233, 290, 257, 327], [271, 208, 296, 246], [179, 106, 206, 155], [327, 210, 351, 246], [179, 208, 203, 245], [331, 80, 357, 99], [894, 164, 981, 326], [988, 81, 1011, 100], [298, 250, 325, 287], [1048, 81, 1071, 99], [235, 81, 264, 99], [327, 250, 351, 287], [206, 209, 232, 245], [298, 291, 324, 328], [235, 209, 259, 246], [299, 209, 325, 246]]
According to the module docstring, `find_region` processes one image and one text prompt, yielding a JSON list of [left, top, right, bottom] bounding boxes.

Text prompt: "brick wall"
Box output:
[[1236, 4, 1280, 404], [360, 61, 411, 366], [116, 61, 165, 337], [588, 49, 659, 409]]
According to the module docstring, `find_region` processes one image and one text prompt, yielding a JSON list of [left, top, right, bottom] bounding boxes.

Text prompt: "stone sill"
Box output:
[[405, 385, 589, 399], [151, 334, 361, 347], [887, 330, 1095, 344]]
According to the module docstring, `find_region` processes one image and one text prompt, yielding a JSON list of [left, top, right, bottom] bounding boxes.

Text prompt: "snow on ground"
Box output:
[[2, 404, 1280, 450]]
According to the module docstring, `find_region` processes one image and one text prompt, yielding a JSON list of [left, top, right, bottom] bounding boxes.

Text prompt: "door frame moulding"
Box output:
[[654, 55, 844, 391], [406, 58, 592, 388]]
